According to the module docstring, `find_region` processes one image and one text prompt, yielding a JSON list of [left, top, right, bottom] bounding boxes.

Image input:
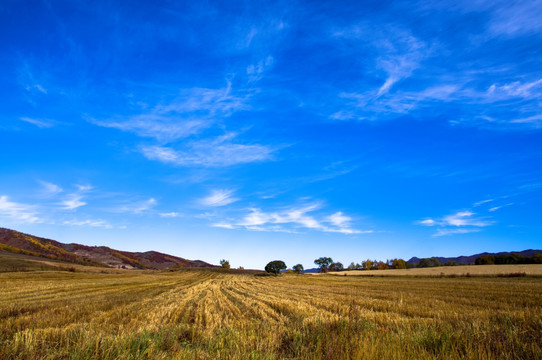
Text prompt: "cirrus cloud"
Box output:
[[141, 133, 275, 167], [210, 203, 370, 235], [200, 189, 238, 207]]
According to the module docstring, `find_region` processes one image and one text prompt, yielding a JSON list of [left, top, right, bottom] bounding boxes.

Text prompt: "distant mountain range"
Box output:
[[406, 249, 542, 265], [0, 227, 215, 270]]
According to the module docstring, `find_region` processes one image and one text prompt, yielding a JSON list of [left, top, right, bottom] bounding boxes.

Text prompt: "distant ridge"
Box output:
[[407, 249, 542, 265], [0, 227, 215, 270]]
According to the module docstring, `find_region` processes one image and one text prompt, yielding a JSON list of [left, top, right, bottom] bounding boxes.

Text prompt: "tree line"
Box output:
[[474, 253, 542, 265], [220, 252, 542, 275], [312, 257, 416, 273]]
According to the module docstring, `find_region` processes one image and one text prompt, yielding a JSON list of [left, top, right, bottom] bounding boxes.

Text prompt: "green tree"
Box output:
[[444, 261, 457, 266], [329, 262, 344, 272], [220, 259, 230, 269], [314, 257, 333, 273], [292, 264, 304, 274], [265, 260, 287, 275]]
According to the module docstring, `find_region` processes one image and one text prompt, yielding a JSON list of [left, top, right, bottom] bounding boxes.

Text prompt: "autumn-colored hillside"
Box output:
[[0, 227, 215, 270]]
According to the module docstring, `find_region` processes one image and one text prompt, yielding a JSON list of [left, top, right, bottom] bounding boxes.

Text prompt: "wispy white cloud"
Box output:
[[247, 56, 274, 82], [487, 79, 542, 100], [509, 115, 542, 126], [211, 222, 236, 229], [332, 77, 542, 127], [433, 228, 482, 237], [375, 35, 427, 96], [0, 195, 41, 223], [326, 212, 351, 228], [419, 210, 494, 227], [159, 212, 182, 218], [200, 189, 238, 207], [93, 116, 207, 142], [141, 132, 274, 167], [331, 84, 461, 120], [425, 1, 542, 37], [333, 24, 430, 97], [212, 203, 369, 234], [60, 194, 86, 210], [19, 63, 48, 95], [115, 198, 157, 214], [489, 203, 513, 212], [39, 181, 63, 196], [473, 199, 493, 207], [326, 12, 542, 128], [25, 84, 47, 94], [417, 219, 436, 226], [76, 184, 93, 192], [59, 184, 93, 210], [442, 211, 494, 227], [90, 85, 249, 142], [141, 146, 178, 163], [63, 218, 112, 228], [305, 163, 359, 183], [488, 1, 542, 36], [19, 117, 55, 128], [244, 225, 300, 234], [417, 209, 494, 236]]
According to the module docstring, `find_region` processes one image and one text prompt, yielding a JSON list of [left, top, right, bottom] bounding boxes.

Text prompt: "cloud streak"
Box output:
[[433, 228, 482, 237], [200, 189, 238, 207], [19, 117, 56, 128], [39, 181, 63, 196], [0, 195, 41, 224], [417, 209, 494, 237], [325, 10, 542, 129], [332, 24, 431, 102], [141, 133, 274, 167], [114, 198, 157, 214], [60, 194, 86, 210], [418, 210, 494, 228], [58, 185, 93, 210], [90, 85, 249, 142], [211, 203, 369, 234], [63, 218, 112, 228]]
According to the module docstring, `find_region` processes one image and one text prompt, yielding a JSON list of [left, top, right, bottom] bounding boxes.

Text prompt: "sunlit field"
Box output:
[[317, 264, 542, 277], [1, 267, 541, 359]]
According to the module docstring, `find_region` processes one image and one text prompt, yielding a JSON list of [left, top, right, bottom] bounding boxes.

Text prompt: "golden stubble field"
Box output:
[[315, 264, 542, 276], [1, 268, 541, 359]]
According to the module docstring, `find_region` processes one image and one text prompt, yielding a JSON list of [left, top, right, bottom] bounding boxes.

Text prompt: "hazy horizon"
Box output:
[[1, 0, 541, 270]]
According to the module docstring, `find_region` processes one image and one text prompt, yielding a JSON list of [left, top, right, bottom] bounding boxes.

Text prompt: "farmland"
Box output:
[[317, 264, 542, 277], [1, 267, 541, 359]]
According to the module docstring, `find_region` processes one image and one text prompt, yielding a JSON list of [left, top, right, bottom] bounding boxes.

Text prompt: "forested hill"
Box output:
[[0, 227, 215, 270]]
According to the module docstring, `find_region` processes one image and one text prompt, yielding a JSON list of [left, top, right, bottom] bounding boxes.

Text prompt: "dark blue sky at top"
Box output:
[[1, 0, 541, 269]]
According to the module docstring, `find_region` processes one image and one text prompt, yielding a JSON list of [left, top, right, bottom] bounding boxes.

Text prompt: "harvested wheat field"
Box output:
[[1, 269, 541, 359], [317, 264, 542, 277]]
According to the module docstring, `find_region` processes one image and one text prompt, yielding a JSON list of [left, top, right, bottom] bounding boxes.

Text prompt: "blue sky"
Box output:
[[1, 0, 541, 269]]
